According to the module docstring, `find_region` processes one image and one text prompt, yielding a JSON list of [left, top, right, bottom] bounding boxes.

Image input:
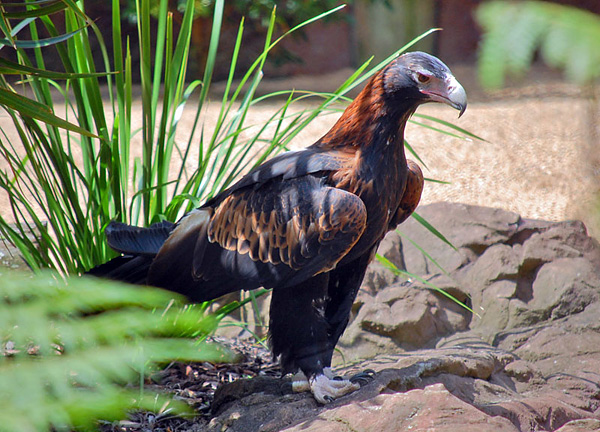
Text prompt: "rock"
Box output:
[[205, 340, 599, 432], [496, 305, 600, 378], [519, 220, 600, 268], [198, 203, 600, 432], [208, 377, 313, 432], [466, 255, 600, 332], [556, 419, 600, 432], [503, 359, 541, 383], [361, 231, 403, 294], [480, 390, 599, 432], [459, 243, 521, 288], [530, 258, 599, 320], [399, 202, 523, 275], [470, 280, 515, 331], [337, 275, 470, 360], [207, 343, 517, 432], [282, 384, 520, 432]]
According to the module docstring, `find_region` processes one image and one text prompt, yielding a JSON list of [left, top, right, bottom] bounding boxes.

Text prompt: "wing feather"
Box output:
[[196, 175, 368, 287], [105, 220, 174, 256], [203, 147, 351, 208], [389, 159, 424, 228]]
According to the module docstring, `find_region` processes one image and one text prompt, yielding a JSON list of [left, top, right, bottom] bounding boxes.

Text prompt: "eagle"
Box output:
[[90, 51, 467, 403]]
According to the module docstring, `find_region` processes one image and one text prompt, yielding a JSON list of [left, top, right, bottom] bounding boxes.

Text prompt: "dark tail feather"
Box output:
[[87, 220, 174, 285], [105, 220, 174, 256], [87, 255, 153, 285]]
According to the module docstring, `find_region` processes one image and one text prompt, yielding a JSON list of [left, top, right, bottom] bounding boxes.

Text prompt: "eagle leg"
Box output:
[[270, 273, 363, 403], [269, 273, 330, 376]]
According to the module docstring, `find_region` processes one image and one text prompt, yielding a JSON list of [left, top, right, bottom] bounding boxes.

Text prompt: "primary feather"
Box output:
[[89, 51, 467, 403]]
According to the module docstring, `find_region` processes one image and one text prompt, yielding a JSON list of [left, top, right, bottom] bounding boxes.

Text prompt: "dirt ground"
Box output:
[[1, 62, 598, 238]]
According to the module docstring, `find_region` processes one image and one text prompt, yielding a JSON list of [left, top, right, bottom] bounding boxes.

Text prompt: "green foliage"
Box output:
[[477, 0, 600, 88], [0, 270, 233, 431]]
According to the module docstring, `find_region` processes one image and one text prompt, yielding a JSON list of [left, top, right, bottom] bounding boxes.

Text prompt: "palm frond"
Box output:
[[0, 271, 232, 431], [477, 1, 600, 88]]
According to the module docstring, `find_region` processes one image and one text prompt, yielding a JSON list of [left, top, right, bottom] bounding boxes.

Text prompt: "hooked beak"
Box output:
[[422, 75, 468, 118]]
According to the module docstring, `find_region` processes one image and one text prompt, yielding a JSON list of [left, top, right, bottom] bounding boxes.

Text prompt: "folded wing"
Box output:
[[147, 174, 368, 301]]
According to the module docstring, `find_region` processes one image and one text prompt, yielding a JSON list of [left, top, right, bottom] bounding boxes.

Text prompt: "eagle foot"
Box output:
[[309, 374, 360, 404], [329, 368, 375, 386], [291, 367, 336, 392], [291, 368, 360, 404]]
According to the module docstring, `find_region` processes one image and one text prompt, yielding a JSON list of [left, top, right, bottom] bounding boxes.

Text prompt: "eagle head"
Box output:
[[383, 51, 467, 117]]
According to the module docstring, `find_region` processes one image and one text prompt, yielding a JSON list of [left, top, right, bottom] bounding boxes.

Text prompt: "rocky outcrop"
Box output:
[[340, 203, 600, 357], [201, 203, 600, 431]]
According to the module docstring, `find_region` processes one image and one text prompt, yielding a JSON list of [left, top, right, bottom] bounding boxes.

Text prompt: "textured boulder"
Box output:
[[207, 335, 600, 431], [361, 231, 403, 294], [282, 383, 520, 432], [400, 203, 524, 275], [556, 419, 600, 432], [358, 203, 600, 345], [182, 203, 600, 431], [337, 275, 471, 361]]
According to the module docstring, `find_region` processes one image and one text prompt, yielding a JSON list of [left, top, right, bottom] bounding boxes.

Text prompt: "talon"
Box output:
[[324, 395, 334, 403], [333, 375, 344, 381], [349, 369, 376, 386]]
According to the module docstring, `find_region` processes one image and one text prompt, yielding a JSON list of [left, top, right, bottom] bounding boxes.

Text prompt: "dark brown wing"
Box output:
[[203, 147, 351, 207], [147, 174, 367, 301], [389, 159, 424, 229]]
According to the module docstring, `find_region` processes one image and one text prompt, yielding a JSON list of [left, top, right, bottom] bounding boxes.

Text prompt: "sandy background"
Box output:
[[1, 63, 598, 239], [240, 64, 600, 237]]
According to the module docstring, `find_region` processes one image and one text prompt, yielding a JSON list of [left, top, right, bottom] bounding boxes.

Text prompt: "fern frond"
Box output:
[[0, 271, 232, 431], [477, 1, 600, 88]]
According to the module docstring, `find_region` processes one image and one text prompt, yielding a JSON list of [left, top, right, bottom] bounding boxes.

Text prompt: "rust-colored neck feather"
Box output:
[[313, 71, 417, 154]]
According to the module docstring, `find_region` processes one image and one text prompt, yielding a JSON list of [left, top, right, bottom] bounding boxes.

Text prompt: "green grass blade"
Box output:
[[0, 57, 112, 78], [376, 253, 474, 314], [0, 25, 84, 48], [404, 139, 428, 170], [413, 113, 486, 141], [0, 88, 97, 138], [424, 177, 451, 185], [1, 1, 66, 19], [411, 211, 457, 251], [409, 119, 471, 140]]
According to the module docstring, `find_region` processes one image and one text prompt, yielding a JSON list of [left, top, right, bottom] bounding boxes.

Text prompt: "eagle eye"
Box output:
[[417, 72, 431, 84]]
